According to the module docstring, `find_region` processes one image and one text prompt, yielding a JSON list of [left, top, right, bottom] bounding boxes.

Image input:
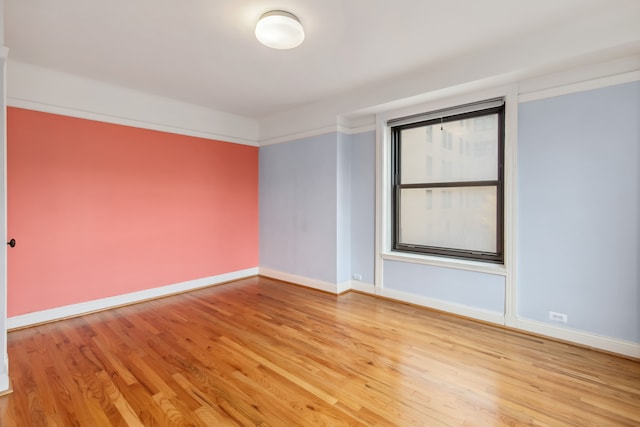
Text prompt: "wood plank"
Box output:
[[1, 276, 639, 426]]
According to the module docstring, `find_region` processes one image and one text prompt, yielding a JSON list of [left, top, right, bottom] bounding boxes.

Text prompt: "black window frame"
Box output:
[[391, 103, 505, 263]]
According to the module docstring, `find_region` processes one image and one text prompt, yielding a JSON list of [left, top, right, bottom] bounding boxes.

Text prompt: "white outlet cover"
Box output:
[[549, 311, 568, 323]]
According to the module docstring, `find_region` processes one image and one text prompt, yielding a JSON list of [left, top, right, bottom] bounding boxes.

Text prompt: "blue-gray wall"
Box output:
[[259, 80, 640, 344], [383, 260, 506, 313], [350, 131, 376, 284], [337, 132, 352, 285], [518, 81, 640, 342], [259, 133, 338, 283], [260, 131, 375, 287]]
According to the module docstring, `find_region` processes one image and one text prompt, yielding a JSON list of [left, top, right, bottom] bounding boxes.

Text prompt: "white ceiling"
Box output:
[[5, 0, 640, 119]]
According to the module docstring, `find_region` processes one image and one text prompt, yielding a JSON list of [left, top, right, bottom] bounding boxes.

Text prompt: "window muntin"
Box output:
[[391, 102, 505, 263]]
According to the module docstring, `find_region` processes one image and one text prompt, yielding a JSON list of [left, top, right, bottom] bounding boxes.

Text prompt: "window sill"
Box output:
[[381, 251, 507, 276]]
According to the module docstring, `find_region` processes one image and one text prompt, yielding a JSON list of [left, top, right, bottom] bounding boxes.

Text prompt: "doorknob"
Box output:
[[7, 239, 15, 248]]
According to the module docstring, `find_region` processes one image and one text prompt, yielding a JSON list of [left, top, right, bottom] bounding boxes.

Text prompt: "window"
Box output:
[[390, 99, 505, 263]]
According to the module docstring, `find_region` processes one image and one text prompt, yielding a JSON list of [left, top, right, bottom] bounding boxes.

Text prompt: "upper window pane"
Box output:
[[400, 114, 499, 184]]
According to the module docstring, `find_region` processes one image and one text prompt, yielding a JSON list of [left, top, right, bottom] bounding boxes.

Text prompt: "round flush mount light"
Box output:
[[255, 10, 305, 49]]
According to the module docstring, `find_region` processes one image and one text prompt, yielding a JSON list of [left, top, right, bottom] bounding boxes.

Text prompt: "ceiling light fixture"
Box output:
[[255, 10, 305, 50]]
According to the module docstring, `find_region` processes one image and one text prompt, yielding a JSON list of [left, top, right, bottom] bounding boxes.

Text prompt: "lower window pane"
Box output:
[[399, 186, 497, 253]]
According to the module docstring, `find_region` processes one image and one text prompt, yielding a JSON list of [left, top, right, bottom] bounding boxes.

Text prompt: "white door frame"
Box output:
[[0, 0, 10, 391], [0, 43, 9, 394]]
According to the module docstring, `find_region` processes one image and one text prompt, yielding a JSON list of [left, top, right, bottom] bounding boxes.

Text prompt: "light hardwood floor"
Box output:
[[0, 276, 639, 426]]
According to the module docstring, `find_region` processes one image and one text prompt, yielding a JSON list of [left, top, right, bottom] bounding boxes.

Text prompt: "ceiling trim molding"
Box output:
[[7, 52, 639, 148], [337, 123, 376, 135], [518, 70, 640, 103], [259, 124, 340, 147], [258, 121, 377, 147], [7, 97, 259, 147], [7, 60, 260, 147], [259, 51, 640, 144]]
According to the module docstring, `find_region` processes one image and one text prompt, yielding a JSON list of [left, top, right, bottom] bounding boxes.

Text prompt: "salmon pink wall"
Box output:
[[7, 107, 258, 317]]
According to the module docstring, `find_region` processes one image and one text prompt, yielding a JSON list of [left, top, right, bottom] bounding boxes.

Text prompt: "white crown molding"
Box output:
[[7, 268, 258, 330], [259, 47, 640, 144], [7, 60, 260, 146], [258, 122, 377, 147], [7, 52, 638, 148], [337, 113, 376, 135], [8, 97, 259, 146], [258, 123, 377, 147], [519, 70, 640, 103], [258, 125, 340, 147], [518, 53, 640, 100], [338, 123, 376, 135]]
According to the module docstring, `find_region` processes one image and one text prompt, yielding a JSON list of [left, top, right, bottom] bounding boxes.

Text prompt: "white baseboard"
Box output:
[[262, 274, 504, 326], [336, 280, 353, 294], [8, 269, 637, 359], [258, 273, 639, 358], [258, 268, 344, 294], [379, 287, 505, 325], [7, 267, 258, 330], [375, 289, 640, 357], [0, 355, 9, 394], [350, 280, 376, 294], [0, 373, 8, 394], [516, 318, 640, 359]]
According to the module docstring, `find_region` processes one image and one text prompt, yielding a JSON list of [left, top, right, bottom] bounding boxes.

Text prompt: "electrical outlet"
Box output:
[[352, 273, 363, 281], [549, 311, 568, 323]]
